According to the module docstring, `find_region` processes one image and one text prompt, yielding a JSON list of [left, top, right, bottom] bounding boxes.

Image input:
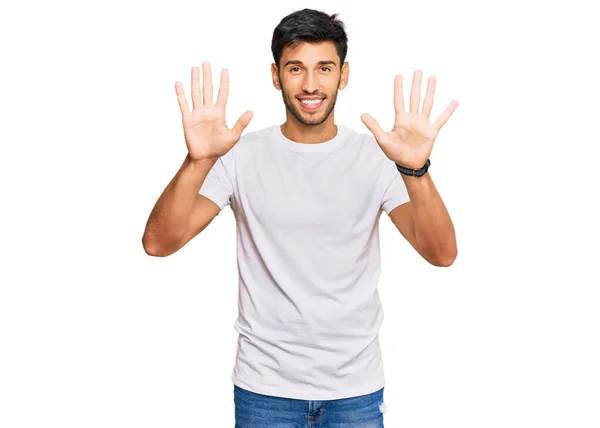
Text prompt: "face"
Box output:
[[272, 41, 349, 126]]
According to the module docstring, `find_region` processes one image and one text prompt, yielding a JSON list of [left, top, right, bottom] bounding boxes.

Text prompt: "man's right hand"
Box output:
[[175, 62, 254, 162]]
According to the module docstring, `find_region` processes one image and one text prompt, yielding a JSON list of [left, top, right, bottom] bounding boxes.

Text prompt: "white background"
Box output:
[[1, 0, 599, 426]]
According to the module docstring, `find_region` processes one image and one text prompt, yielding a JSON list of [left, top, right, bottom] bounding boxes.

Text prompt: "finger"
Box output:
[[216, 68, 229, 107], [360, 113, 386, 141], [232, 110, 254, 139], [432, 100, 459, 131], [421, 76, 436, 120], [175, 81, 191, 115], [394, 74, 406, 119], [409, 69, 423, 115], [202, 62, 213, 105], [190, 66, 201, 110]]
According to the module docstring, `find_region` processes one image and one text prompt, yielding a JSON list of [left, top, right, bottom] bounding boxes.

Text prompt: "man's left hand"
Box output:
[[361, 69, 458, 169]]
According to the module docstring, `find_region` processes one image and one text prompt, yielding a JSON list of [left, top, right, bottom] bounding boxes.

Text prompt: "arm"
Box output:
[[142, 154, 220, 257], [361, 69, 459, 266], [388, 171, 456, 266], [143, 63, 253, 257]]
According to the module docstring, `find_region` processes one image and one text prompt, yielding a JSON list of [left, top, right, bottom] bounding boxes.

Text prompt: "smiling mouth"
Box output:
[[298, 98, 325, 110]]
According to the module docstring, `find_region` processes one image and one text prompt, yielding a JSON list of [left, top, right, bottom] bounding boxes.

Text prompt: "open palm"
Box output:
[[361, 70, 458, 169], [175, 62, 253, 161]]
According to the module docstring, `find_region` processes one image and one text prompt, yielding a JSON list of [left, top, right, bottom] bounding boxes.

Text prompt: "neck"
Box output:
[[280, 113, 338, 144]]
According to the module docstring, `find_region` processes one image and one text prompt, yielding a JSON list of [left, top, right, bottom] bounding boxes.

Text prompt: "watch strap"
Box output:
[[395, 159, 431, 177]]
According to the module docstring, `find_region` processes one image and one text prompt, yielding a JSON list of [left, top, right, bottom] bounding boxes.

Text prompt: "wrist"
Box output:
[[395, 159, 431, 177], [186, 153, 218, 170]]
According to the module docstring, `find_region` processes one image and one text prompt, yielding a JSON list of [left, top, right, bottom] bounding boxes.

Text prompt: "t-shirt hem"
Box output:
[[384, 197, 410, 215], [231, 372, 385, 401], [198, 188, 227, 210]]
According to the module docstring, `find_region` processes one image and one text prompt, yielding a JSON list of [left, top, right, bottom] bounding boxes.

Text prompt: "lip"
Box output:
[[297, 97, 325, 110]]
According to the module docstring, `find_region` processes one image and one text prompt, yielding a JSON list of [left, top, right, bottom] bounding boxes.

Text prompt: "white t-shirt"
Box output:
[[198, 123, 410, 400]]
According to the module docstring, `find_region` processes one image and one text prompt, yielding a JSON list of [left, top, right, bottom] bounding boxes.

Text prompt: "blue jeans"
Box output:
[[234, 384, 385, 427]]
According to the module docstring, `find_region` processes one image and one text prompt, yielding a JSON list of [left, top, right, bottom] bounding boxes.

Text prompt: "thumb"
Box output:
[[232, 110, 254, 139], [360, 113, 385, 141]]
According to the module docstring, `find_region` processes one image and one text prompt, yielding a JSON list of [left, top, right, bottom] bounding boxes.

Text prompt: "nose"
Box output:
[[301, 71, 320, 94]]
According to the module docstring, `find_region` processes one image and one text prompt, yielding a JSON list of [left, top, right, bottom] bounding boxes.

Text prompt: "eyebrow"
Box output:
[[283, 60, 337, 68]]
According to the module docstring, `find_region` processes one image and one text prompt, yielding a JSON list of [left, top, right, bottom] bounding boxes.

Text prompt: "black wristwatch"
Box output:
[[395, 159, 431, 177]]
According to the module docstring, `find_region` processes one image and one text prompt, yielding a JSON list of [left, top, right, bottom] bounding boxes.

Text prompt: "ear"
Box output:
[[339, 61, 349, 90], [271, 63, 281, 90]]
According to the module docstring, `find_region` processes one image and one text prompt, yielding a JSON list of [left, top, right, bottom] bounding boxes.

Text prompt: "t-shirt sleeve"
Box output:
[[381, 159, 411, 215], [198, 150, 234, 210]]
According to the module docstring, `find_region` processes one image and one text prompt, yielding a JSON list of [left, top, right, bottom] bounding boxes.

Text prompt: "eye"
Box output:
[[320, 67, 331, 72], [290, 67, 301, 72]]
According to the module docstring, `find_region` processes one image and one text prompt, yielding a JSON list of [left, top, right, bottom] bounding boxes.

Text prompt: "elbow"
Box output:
[[414, 225, 458, 268], [142, 235, 171, 257], [144, 247, 169, 257], [432, 255, 456, 267], [425, 245, 457, 267]]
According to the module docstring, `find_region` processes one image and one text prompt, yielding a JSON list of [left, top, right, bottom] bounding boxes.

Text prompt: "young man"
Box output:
[[142, 8, 458, 427]]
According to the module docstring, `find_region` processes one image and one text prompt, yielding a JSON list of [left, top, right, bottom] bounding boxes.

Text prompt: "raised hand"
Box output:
[[175, 62, 254, 162], [361, 70, 458, 169]]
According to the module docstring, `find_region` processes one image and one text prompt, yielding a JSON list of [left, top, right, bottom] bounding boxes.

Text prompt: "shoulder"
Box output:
[[339, 125, 390, 173], [341, 125, 385, 153], [223, 124, 276, 163], [230, 124, 276, 155], [238, 124, 276, 146]]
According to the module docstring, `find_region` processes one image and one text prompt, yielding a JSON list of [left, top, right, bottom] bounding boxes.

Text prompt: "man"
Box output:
[[142, 8, 458, 427]]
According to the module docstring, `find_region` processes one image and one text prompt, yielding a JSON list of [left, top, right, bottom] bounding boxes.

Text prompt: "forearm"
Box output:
[[402, 171, 457, 265], [142, 153, 217, 253]]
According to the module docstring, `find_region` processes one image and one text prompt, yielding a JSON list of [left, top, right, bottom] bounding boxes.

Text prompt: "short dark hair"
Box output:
[[271, 8, 348, 70]]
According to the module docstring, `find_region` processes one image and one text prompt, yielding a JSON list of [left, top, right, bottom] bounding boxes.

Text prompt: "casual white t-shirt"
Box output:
[[198, 123, 410, 400]]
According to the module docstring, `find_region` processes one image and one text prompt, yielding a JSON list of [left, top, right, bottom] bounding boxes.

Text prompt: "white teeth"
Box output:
[[300, 99, 323, 105]]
